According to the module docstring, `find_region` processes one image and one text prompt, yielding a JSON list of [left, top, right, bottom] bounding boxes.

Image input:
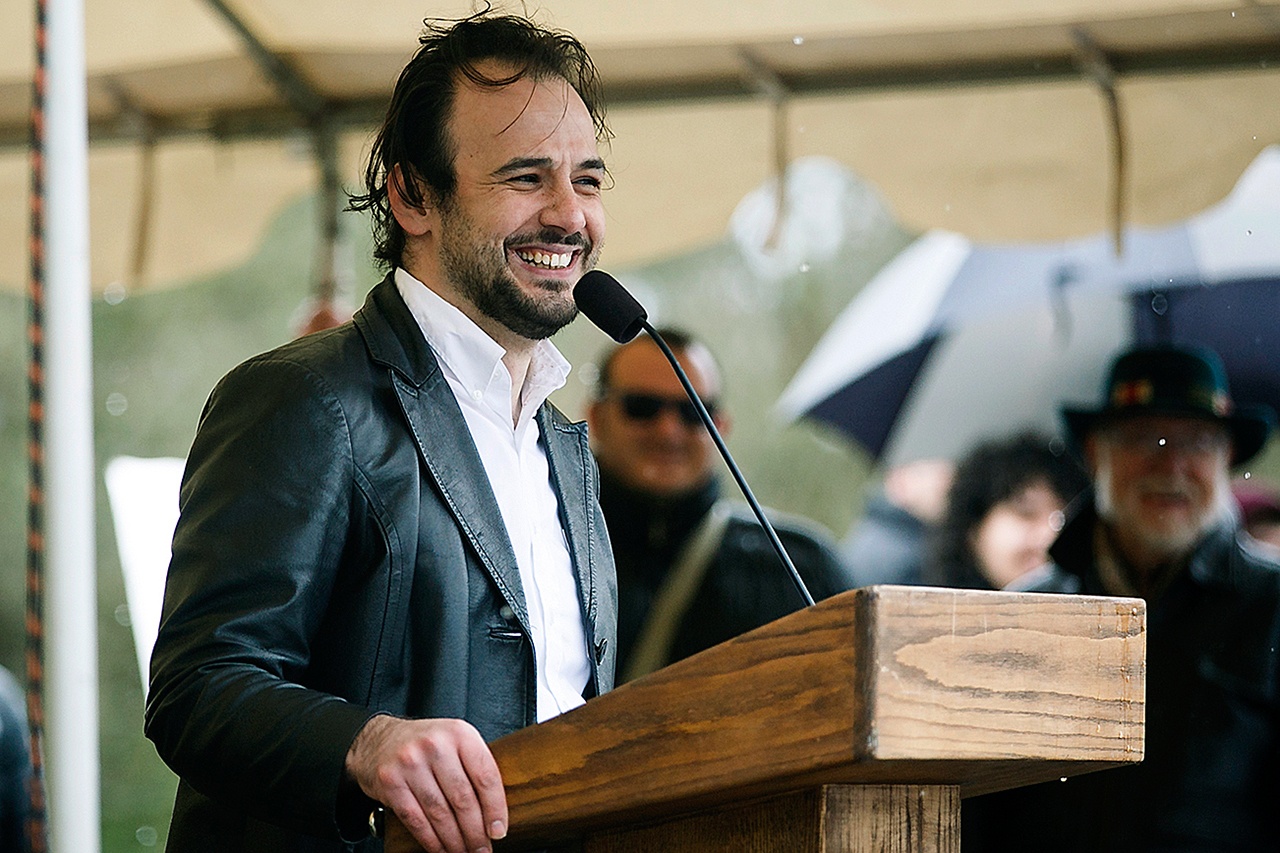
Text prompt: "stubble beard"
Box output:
[[437, 202, 597, 341]]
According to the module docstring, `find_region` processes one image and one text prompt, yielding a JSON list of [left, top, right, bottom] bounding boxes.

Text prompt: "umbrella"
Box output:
[[778, 145, 1280, 465]]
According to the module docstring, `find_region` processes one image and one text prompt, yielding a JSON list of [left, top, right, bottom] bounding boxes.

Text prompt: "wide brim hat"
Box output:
[[1062, 344, 1276, 467]]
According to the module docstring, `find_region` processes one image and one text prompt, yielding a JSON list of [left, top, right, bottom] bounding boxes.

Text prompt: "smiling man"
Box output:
[[145, 14, 616, 853], [961, 344, 1280, 851]]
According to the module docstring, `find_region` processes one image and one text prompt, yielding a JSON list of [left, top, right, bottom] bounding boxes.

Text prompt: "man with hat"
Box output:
[[961, 344, 1280, 851]]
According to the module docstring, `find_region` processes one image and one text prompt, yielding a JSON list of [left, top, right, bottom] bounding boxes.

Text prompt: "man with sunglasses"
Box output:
[[586, 329, 852, 681]]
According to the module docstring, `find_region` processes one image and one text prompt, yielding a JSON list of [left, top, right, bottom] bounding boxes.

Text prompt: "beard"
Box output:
[[437, 202, 598, 341], [1093, 451, 1232, 560]]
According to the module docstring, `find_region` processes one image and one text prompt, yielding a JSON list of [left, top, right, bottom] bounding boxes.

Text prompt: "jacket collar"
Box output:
[[353, 272, 442, 388]]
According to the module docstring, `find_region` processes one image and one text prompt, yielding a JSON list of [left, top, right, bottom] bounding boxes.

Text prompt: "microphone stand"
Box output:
[[643, 323, 816, 607]]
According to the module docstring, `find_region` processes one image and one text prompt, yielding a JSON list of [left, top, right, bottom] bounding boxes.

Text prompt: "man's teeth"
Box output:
[[517, 249, 572, 269]]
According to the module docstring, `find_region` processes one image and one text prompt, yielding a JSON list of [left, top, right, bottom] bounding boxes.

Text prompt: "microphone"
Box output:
[[574, 270, 815, 607]]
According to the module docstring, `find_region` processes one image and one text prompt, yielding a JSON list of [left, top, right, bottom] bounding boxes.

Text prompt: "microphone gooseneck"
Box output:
[[574, 271, 816, 608]]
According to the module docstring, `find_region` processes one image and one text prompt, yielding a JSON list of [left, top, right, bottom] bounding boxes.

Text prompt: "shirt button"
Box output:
[[471, 389, 484, 401]]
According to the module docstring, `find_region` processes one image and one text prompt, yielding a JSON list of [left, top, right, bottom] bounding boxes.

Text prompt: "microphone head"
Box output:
[[574, 270, 648, 343]]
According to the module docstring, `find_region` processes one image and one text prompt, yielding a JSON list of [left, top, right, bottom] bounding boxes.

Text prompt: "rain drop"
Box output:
[[114, 603, 131, 627], [1060, 777, 1069, 783], [136, 825, 159, 847], [798, 262, 811, 273], [1246, 230, 1253, 236], [792, 35, 805, 45], [103, 281, 127, 305], [1150, 293, 1168, 315], [106, 392, 128, 416], [1158, 437, 1168, 448], [1049, 510, 1065, 532], [577, 363, 600, 388], [1244, 471, 1253, 480]]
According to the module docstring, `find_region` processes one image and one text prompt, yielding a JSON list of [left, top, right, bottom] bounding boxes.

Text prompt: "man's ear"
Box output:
[[388, 164, 434, 237]]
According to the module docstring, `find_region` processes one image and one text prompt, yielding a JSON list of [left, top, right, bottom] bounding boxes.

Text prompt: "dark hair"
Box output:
[[924, 431, 1089, 589], [348, 10, 610, 269], [594, 327, 704, 398]]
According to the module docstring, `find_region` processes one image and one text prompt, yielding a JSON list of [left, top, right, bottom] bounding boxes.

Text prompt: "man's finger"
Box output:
[[459, 733, 508, 841]]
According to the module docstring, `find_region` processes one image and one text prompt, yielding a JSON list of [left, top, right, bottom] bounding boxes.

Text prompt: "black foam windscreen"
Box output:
[[573, 270, 648, 343]]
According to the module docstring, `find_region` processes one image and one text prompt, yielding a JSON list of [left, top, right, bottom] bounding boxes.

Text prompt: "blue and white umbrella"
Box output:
[[778, 145, 1280, 465]]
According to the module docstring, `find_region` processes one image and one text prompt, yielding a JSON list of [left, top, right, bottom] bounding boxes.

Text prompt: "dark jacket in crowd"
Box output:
[[963, 498, 1280, 852], [600, 473, 852, 677], [145, 276, 617, 853]]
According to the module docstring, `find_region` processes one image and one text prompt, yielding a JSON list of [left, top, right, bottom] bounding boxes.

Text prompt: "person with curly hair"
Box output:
[[923, 431, 1088, 590]]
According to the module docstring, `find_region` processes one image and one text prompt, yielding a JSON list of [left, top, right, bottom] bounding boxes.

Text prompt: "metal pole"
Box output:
[[42, 0, 100, 849]]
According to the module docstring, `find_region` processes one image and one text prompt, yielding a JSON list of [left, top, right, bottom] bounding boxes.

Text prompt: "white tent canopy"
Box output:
[[2, 0, 1280, 292]]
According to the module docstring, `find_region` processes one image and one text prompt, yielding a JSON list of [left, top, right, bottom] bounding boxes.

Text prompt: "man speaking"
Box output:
[[145, 13, 617, 853]]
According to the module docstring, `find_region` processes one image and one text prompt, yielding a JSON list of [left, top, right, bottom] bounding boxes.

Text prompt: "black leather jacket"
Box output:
[[145, 276, 617, 852], [963, 498, 1280, 851]]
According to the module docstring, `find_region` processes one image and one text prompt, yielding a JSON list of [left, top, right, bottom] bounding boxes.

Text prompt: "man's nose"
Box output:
[[539, 180, 588, 235]]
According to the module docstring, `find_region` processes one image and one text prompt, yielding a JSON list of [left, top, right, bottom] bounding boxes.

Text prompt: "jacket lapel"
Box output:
[[539, 406, 602, 647], [355, 276, 530, 630]]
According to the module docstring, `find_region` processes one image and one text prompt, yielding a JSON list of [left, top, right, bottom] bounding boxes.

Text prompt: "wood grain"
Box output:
[[393, 586, 1145, 850], [585, 785, 959, 853]]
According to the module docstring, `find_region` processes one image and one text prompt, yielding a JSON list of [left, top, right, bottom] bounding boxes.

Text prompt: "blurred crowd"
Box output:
[[593, 333, 1280, 851]]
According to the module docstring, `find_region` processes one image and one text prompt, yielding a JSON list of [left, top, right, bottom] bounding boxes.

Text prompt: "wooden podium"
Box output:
[[396, 585, 1146, 851]]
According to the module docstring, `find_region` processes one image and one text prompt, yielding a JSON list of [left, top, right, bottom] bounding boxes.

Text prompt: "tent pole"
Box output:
[[41, 0, 101, 850]]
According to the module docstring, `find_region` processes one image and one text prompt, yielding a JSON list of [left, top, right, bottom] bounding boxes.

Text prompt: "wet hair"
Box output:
[[924, 431, 1090, 589], [348, 9, 610, 269]]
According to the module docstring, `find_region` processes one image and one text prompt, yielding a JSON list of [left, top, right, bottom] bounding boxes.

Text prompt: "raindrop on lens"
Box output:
[[1150, 294, 1168, 315], [136, 825, 159, 847], [103, 281, 127, 305], [114, 603, 131, 627], [792, 35, 805, 45], [799, 262, 811, 273], [1060, 777, 1068, 783], [106, 392, 128, 416]]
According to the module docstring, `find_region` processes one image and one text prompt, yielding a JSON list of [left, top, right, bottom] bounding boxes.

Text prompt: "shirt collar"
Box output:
[[394, 267, 571, 415]]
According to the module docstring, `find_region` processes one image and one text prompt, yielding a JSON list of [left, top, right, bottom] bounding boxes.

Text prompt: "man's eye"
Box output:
[[509, 174, 539, 184], [575, 176, 603, 190]]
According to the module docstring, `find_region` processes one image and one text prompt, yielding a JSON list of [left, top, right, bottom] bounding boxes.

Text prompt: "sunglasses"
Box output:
[[611, 393, 717, 427]]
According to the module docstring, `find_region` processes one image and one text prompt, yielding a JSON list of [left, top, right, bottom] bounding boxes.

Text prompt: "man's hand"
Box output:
[[346, 715, 508, 853]]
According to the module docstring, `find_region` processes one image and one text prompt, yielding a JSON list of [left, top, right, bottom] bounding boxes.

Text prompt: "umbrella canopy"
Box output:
[[778, 145, 1280, 465]]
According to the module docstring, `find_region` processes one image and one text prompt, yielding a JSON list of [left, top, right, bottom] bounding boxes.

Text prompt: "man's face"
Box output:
[[587, 340, 726, 499], [1088, 414, 1232, 562], [407, 66, 606, 341]]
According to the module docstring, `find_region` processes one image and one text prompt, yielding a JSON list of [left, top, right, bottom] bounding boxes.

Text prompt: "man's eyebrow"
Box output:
[[494, 157, 552, 176], [493, 156, 606, 176]]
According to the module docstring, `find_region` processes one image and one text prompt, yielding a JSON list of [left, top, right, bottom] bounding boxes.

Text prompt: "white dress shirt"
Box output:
[[395, 268, 590, 721]]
